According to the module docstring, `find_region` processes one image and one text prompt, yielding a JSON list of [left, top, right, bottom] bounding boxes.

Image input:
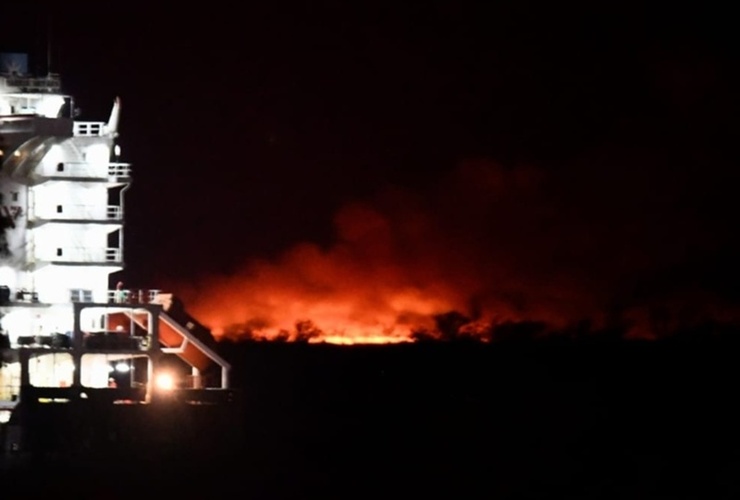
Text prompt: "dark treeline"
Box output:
[[218, 310, 740, 344]]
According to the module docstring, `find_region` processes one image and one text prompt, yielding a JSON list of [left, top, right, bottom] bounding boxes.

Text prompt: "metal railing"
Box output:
[[41, 246, 122, 263], [73, 121, 106, 136], [48, 161, 131, 178], [107, 205, 123, 219], [106, 248, 122, 262], [4, 75, 62, 93], [108, 162, 131, 177], [29, 204, 123, 221], [107, 289, 162, 304], [0, 288, 163, 306]]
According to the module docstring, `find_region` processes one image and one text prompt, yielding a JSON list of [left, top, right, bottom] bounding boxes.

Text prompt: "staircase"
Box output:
[[107, 294, 230, 387]]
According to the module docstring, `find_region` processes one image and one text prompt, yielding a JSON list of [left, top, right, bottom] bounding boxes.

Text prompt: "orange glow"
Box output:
[[155, 373, 175, 391], [174, 161, 740, 344]]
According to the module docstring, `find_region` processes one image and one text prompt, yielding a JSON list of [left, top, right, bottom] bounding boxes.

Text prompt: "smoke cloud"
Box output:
[[178, 158, 738, 343]]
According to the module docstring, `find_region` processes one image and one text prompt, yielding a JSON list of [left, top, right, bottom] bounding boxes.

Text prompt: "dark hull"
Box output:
[[1, 386, 243, 471]]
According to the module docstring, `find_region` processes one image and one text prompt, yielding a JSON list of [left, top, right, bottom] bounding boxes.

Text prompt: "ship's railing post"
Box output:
[[192, 367, 202, 389], [71, 302, 84, 388], [18, 350, 30, 388], [146, 305, 162, 403], [146, 354, 154, 403], [222, 366, 230, 389]]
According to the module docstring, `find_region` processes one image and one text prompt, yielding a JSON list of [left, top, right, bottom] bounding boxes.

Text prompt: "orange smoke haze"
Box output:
[[176, 159, 737, 343]]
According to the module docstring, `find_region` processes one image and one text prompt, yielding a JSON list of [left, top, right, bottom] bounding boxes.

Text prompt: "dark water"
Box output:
[[3, 340, 740, 498]]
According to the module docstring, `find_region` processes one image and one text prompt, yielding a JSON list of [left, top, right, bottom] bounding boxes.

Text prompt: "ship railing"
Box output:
[[4, 74, 62, 93], [47, 161, 132, 178], [107, 205, 123, 219], [28, 204, 123, 221], [40, 246, 122, 263], [73, 121, 107, 136], [4, 288, 40, 303], [107, 289, 163, 304], [108, 162, 132, 177], [6, 333, 72, 350], [0, 289, 166, 307], [106, 248, 123, 262]]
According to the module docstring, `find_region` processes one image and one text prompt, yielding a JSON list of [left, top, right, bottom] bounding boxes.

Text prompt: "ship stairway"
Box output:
[[107, 310, 230, 388]]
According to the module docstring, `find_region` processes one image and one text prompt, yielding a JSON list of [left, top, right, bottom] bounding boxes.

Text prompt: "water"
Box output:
[[3, 341, 740, 498]]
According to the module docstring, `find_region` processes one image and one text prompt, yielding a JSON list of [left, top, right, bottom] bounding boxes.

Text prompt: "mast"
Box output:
[[46, 12, 52, 76]]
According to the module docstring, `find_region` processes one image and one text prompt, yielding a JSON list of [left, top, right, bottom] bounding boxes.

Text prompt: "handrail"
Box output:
[[29, 204, 123, 220], [108, 163, 131, 177], [3, 75, 62, 93], [73, 121, 106, 136], [107, 289, 162, 304], [38, 246, 122, 262], [160, 312, 231, 388], [46, 161, 131, 178], [0, 288, 161, 305]]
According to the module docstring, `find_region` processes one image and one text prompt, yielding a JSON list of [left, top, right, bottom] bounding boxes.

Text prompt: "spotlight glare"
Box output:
[[155, 373, 175, 391]]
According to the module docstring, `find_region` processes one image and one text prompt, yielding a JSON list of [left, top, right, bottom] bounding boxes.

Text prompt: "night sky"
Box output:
[[3, 2, 739, 340]]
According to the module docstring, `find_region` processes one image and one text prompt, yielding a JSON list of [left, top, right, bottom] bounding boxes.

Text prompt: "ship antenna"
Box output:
[[46, 12, 53, 75]]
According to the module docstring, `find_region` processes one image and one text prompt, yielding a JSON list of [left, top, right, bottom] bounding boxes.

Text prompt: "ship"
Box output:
[[0, 52, 241, 467]]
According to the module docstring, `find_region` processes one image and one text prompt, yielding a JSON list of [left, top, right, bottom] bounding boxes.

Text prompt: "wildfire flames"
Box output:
[[179, 160, 738, 344]]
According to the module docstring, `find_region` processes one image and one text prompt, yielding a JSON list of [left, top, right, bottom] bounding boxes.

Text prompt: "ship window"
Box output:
[[11, 192, 18, 202], [70, 289, 93, 303], [0, 362, 20, 402], [57, 162, 64, 172], [57, 205, 63, 213], [29, 353, 74, 388], [81, 354, 144, 390], [56, 248, 63, 257]]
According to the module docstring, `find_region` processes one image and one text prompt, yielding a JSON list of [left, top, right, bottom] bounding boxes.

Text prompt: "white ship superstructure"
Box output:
[[0, 53, 232, 445]]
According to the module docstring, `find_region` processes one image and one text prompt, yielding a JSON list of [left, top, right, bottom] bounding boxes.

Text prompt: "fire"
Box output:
[[175, 160, 739, 344]]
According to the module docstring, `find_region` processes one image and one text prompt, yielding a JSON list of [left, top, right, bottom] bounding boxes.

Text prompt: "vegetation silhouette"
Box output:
[[217, 307, 740, 344]]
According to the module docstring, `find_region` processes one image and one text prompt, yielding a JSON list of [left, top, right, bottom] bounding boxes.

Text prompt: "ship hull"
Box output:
[[1, 386, 244, 470]]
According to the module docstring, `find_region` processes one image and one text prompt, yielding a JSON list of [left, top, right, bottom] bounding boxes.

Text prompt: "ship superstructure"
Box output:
[[0, 53, 235, 457]]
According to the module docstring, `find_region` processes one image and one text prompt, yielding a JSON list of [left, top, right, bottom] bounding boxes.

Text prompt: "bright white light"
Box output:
[[85, 143, 109, 166], [36, 95, 65, 118], [114, 144, 121, 157], [0, 98, 11, 115], [0, 266, 14, 287], [115, 362, 130, 373], [0, 411, 11, 424], [155, 373, 175, 391], [44, 144, 64, 167]]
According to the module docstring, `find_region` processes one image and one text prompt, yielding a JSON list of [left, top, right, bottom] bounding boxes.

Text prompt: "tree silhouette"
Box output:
[[433, 311, 473, 341], [294, 320, 322, 342]]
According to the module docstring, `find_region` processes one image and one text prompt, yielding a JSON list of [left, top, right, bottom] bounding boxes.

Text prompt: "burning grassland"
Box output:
[[175, 159, 739, 344]]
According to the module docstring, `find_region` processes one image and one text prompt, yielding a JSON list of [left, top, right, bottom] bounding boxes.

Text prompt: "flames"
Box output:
[[176, 160, 738, 344]]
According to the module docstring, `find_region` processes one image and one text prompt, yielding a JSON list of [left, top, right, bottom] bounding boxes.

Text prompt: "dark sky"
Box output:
[[3, 2, 740, 336]]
